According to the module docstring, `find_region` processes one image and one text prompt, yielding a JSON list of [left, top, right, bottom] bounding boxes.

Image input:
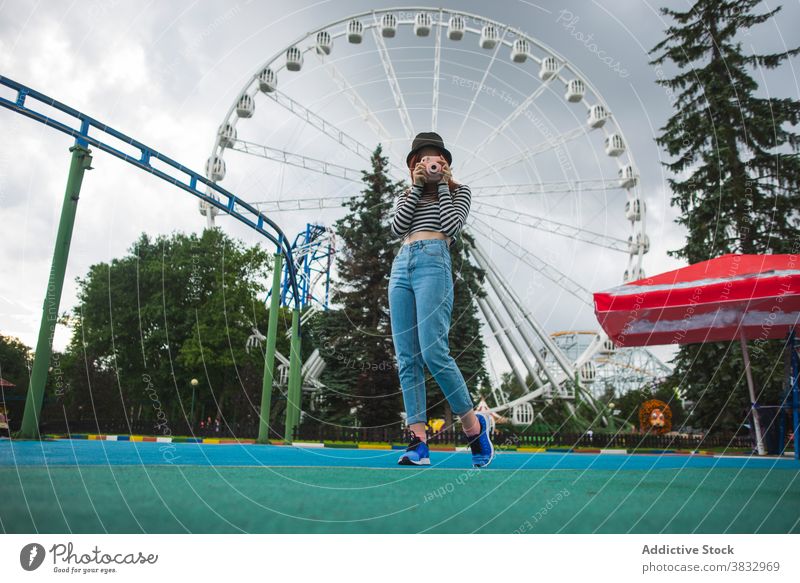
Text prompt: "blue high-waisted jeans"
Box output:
[[388, 238, 474, 424]]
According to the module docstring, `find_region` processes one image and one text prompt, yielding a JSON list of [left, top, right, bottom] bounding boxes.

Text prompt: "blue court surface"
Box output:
[[1, 438, 798, 470], [1, 439, 798, 533]]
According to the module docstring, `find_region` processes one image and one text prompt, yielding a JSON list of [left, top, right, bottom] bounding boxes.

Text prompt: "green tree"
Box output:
[[0, 334, 32, 386], [649, 0, 800, 432], [310, 144, 405, 428], [0, 334, 33, 430], [498, 371, 529, 404], [60, 228, 274, 434]]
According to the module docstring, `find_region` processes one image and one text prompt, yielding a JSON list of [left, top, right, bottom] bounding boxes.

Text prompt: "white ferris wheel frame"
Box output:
[[201, 6, 661, 413]]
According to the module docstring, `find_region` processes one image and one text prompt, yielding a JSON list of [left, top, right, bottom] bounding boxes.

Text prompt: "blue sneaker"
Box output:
[[398, 434, 430, 466], [468, 412, 495, 468]]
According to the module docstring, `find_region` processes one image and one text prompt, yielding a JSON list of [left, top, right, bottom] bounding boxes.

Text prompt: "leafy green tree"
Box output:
[[649, 0, 800, 432], [0, 334, 32, 386], [309, 144, 405, 428], [0, 334, 32, 430], [498, 370, 529, 404], [59, 228, 274, 434]]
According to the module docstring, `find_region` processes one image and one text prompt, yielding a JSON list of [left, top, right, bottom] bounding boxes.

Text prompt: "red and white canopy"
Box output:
[[593, 254, 800, 348]]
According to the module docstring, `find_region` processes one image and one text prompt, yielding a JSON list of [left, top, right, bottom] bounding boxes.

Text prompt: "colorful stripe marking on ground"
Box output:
[[34, 435, 746, 458]]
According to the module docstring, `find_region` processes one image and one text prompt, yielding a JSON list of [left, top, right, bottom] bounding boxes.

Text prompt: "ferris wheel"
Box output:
[[200, 7, 664, 420]]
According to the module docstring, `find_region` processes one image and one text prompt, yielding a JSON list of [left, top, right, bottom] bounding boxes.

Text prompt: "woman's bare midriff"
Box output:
[[403, 230, 451, 246]]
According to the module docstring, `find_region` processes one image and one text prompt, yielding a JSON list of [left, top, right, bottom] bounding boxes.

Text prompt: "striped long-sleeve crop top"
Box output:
[[389, 182, 472, 247]]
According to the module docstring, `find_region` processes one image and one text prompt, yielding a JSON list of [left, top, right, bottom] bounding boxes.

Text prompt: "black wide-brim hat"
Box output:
[[406, 131, 453, 167]]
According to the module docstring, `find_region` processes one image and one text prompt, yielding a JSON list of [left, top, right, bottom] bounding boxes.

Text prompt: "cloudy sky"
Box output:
[[1, 0, 798, 383]]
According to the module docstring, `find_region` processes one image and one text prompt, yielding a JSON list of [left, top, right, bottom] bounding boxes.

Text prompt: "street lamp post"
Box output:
[[607, 402, 616, 433], [190, 378, 199, 427]]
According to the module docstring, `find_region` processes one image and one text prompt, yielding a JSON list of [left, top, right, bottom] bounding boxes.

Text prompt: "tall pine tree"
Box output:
[[649, 0, 800, 432], [309, 144, 406, 428]]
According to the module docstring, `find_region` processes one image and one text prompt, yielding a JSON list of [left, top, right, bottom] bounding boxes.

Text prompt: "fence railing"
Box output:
[[36, 418, 757, 450], [290, 425, 755, 450]]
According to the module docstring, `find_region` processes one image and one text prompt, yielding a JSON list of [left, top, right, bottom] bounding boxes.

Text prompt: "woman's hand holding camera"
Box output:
[[413, 162, 427, 187], [438, 160, 452, 185]]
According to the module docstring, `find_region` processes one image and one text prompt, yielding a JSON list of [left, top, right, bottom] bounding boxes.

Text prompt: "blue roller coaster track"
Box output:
[[0, 75, 301, 303], [1, 75, 304, 442]]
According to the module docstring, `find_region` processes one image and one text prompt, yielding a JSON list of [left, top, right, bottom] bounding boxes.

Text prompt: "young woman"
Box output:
[[388, 131, 494, 468]]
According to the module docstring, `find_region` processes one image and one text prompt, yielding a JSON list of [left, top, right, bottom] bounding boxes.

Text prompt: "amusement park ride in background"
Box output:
[[207, 7, 673, 429], [0, 76, 306, 442], [0, 7, 676, 439]]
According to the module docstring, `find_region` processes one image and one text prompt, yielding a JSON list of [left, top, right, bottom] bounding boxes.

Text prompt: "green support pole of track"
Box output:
[[256, 251, 284, 444], [16, 145, 93, 439], [284, 308, 302, 444]]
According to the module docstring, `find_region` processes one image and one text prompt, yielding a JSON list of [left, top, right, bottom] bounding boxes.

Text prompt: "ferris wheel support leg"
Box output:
[[469, 233, 577, 381], [16, 144, 92, 440], [256, 251, 284, 444], [470, 243, 561, 393], [475, 297, 529, 395], [284, 308, 303, 444]]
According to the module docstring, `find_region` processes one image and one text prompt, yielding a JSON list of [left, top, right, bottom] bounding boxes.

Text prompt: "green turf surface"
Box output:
[[2, 465, 797, 533]]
